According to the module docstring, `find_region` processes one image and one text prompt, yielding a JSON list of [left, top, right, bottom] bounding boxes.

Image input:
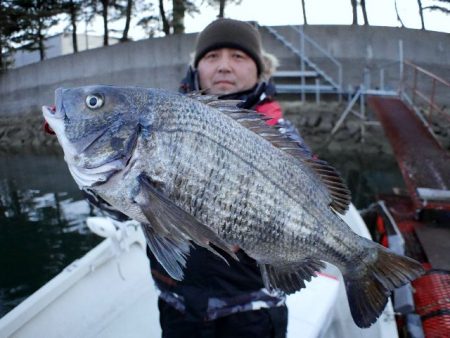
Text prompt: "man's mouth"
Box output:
[[214, 80, 234, 86]]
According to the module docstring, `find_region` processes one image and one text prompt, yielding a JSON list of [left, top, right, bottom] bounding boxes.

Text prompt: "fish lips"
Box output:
[[43, 88, 65, 128], [42, 106, 64, 138]]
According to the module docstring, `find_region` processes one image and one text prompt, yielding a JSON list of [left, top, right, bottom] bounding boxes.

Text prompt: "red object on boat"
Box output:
[[375, 215, 389, 248], [413, 270, 450, 338]]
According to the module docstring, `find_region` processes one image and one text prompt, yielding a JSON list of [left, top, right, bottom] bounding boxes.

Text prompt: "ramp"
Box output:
[[368, 96, 450, 211]]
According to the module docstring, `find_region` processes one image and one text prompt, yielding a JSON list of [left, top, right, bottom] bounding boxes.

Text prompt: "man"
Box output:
[[148, 18, 291, 338], [179, 18, 284, 126]]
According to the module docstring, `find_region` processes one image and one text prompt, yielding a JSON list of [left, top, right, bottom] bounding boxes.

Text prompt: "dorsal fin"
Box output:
[[200, 98, 351, 214], [187, 91, 243, 108], [305, 158, 351, 213]]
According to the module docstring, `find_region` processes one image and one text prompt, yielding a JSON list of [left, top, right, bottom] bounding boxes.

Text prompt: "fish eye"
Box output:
[[85, 94, 104, 109]]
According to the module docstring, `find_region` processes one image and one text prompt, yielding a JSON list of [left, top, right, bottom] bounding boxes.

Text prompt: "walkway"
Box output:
[[368, 96, 450, 211]]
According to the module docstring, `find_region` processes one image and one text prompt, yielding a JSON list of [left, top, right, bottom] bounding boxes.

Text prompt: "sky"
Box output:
[[183, 0, 450, 34], [92, 0, 450, 40], [53, 0, 449, 42]]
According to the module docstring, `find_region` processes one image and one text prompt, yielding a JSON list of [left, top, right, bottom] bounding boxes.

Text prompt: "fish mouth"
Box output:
[[43, 105, 56, 135], [42, 98, 102, 157], [42, 104, 64, 137]]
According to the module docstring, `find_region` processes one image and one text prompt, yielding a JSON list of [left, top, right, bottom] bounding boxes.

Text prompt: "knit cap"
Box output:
[[194, 18, 264, 75]]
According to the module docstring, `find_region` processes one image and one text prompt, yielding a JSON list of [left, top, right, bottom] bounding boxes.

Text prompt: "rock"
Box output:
[[345, 120, 361, 135], [327, 141, 344, 152], [0, 100, 395, 156], [317, 119, 333, 133], [308, 115, 322, 127]]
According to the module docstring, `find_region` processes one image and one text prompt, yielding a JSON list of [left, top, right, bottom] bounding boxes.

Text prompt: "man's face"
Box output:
[[197, 48, 258, 95]]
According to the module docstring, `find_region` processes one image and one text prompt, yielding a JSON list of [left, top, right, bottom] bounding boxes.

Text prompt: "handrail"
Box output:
[[404, 60, 450, 88], [333, 50, 449, 137], [331, 86, 363, 135], [261, 24, 341, 102], [291, 26, 342, 92], [291, 26, 341, 67], [362, 60, 401, 93], [402, 59, 450, 121]]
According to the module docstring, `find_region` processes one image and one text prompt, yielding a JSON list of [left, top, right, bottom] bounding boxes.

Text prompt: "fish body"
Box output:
[[43, 85, 423, 328]]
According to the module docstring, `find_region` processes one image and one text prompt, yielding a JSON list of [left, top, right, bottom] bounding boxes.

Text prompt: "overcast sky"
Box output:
[[184, 0, 450, 34], [78, 0, 449, 39]]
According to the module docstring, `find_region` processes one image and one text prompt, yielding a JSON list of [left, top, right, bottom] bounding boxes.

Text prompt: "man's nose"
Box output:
[[217, 57, 232, 72]]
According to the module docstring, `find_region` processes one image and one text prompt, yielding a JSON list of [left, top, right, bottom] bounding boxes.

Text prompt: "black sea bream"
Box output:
[[43, 85, 424, 328]]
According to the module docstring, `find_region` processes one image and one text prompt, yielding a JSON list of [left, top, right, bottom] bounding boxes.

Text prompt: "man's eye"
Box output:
[[205, 52, 218, 59]]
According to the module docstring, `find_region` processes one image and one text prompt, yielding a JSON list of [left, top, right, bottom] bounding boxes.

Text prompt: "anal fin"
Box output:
[[260, 258, 326, 294]]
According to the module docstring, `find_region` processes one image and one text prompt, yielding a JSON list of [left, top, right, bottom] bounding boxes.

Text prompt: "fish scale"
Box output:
[[43, 85, 424, 328], [154, 105, 336, 261]]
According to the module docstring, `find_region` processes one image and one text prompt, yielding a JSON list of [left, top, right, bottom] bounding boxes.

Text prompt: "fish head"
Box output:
[[43, 85, 151, 188]]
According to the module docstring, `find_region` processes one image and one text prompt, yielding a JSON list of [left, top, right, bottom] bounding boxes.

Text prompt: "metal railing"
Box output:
[[362, 61, 401, 95], [333, 35, 450, 138], [262, 25, 342, 101], [291, 26, 342, 93], [402, 59, 450, 123], [331, 85, 365, 135]]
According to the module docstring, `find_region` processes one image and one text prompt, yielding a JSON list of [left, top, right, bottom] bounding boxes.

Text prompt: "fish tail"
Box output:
[[343, 242, 424, 328]]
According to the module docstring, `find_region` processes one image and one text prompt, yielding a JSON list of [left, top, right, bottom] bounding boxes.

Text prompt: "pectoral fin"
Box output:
[[135, 174, 238, 266], [141, 224, 191, 281]]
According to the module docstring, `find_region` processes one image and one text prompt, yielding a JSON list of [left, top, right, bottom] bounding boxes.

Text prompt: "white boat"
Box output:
[[0, 204, 398, 338]]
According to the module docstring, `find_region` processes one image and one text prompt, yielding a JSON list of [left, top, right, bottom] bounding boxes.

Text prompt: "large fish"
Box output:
[[43, 85, 423, 328]]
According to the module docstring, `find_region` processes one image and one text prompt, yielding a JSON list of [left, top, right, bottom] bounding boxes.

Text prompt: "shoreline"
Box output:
[[0, 101, 448, 156]]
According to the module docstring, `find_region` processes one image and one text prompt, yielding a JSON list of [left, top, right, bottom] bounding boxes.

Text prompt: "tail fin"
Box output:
[[344, 243, 424, 328]]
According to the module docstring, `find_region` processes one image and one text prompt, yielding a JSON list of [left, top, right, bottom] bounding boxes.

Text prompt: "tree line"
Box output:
[[1, 0, 449, 71], [0, 0, 242, 70], [323, 0, 449, 28]]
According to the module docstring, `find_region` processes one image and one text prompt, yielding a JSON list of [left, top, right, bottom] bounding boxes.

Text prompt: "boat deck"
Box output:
[[0, 208, 399, 338], [368, 96, 450, 211]]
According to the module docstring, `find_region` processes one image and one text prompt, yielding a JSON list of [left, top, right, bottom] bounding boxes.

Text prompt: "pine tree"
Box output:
[[350, 0, 358, 25], [360, 0, 369, 25], [10, 0, 63, 61], [0, 1, 22, 70], [302, 0, 308, 25], [417, 0, 425, 30]]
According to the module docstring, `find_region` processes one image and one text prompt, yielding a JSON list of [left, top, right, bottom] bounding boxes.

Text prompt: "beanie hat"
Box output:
[[194, 18, 264, 75]]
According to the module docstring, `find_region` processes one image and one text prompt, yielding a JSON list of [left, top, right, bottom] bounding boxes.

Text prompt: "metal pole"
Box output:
[[399, 40, 404, 80], [300, 25, 306, 102], [412, 68, 418, 105], [360, 85, 365, 118], [363, 67, 370, 89], [331, 88, 361, 135], [316, 78, 320, 104], [429, 79, 436, 118], [360, 86, 366, 141], [399, 40, 404, 94]]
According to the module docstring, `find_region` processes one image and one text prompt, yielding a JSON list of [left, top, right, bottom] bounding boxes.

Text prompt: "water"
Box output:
[[0, 150, 405, 319], [0, 155, 102, 318], [319, 150, 406, 209]]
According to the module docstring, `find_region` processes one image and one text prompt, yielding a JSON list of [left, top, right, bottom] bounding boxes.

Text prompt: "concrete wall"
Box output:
[[12, 33, 120, 68], [1, 25, 449, 117]]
